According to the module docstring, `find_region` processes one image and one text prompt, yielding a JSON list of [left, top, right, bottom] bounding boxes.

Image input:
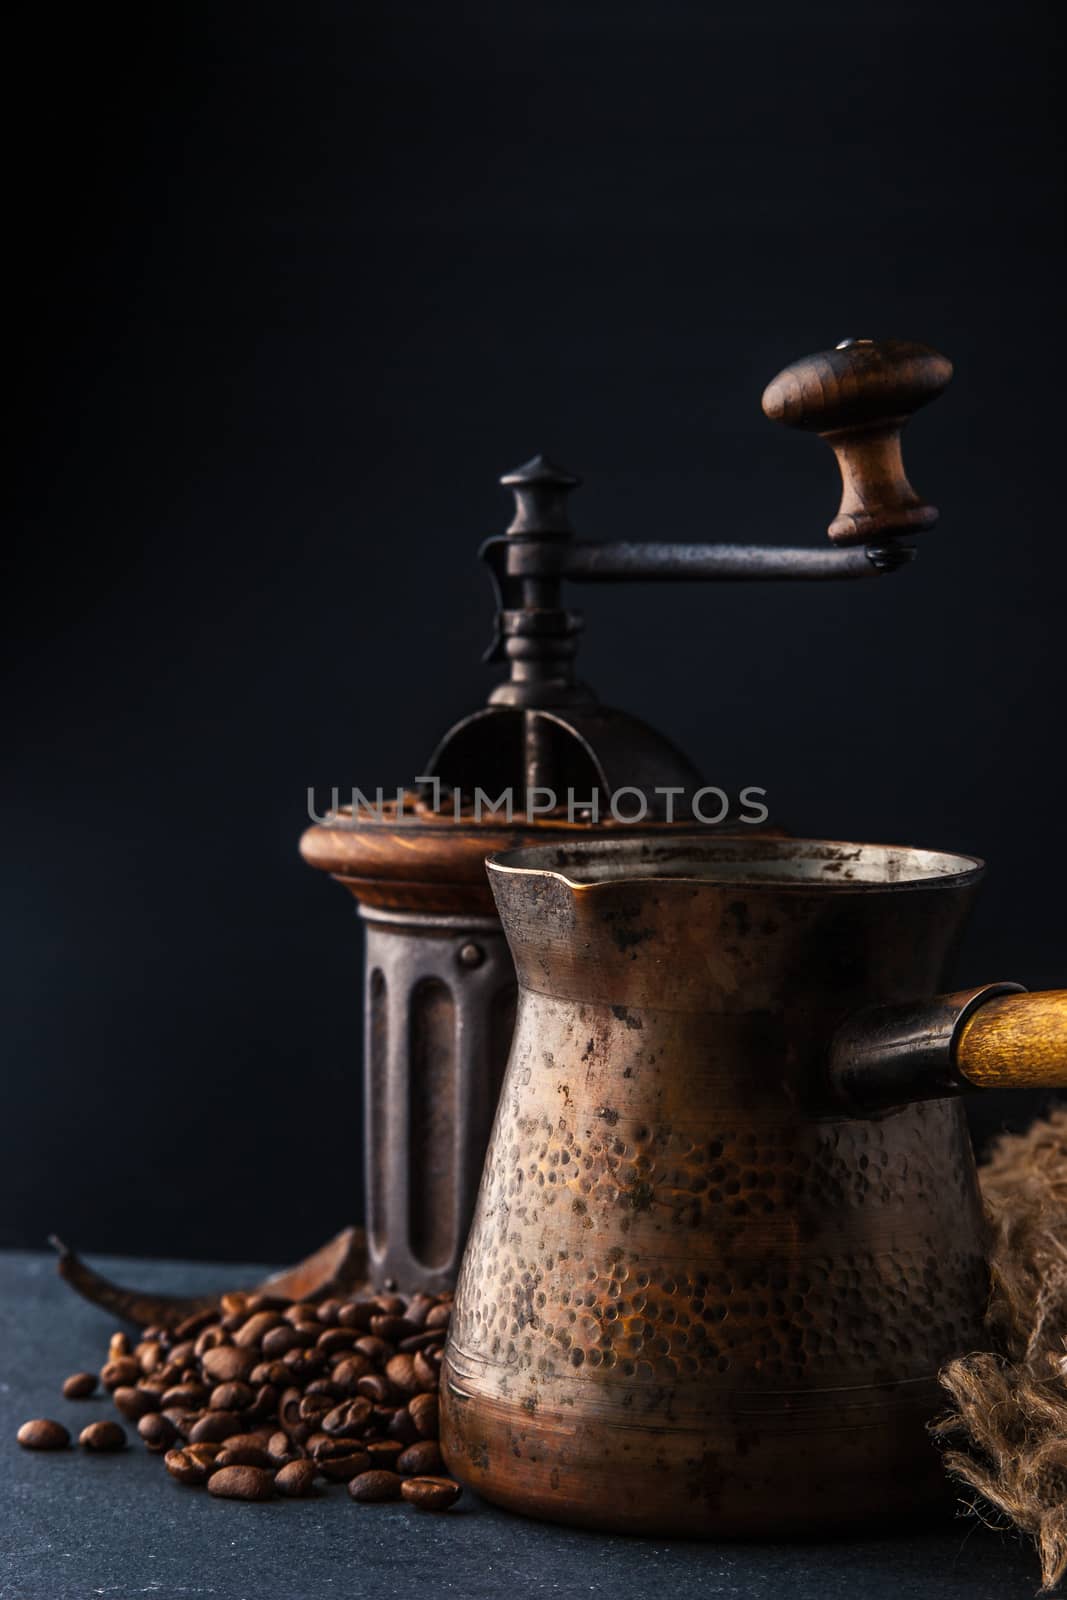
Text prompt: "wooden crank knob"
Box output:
[[761, 338, 953, 545]]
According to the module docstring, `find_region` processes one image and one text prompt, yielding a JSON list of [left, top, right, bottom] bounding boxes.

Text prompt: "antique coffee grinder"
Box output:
[[301, 338, 966, 1298]]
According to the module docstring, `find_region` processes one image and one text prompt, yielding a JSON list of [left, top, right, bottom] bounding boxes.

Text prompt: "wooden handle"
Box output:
[[761, 338, 952, 545], [955, 989, 1067, 1089]]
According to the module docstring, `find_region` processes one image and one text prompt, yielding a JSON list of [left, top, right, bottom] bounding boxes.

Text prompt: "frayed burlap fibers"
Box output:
[[934, 1110, 1067, 1591]]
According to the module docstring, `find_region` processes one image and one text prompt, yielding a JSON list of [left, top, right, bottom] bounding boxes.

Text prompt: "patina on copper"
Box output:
[[441, 835, 1065, 1535]]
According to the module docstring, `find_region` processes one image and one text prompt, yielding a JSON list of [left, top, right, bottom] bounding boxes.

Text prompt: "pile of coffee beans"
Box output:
[[16, 1286, 462, 1511]]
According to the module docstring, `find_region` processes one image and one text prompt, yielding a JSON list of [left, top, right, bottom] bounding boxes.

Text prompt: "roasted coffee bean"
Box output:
[[396, 1440, 444, 1477], [304, 1378, 344, 1400], [337, 1300, 376, 1331], [218, 1431, 275, 1454], [161, 1382, 210, 1410], [80, 1420, 127, 1452], [167, 1340, 196, 1368], [261, 1324, 301, 1358], [348, 1469, 402, 1503], [291, 1325, 324, 1353], [278, 1387, 304, 1427], [207, 1464, 274, 1501], [275, 1459, 317, 1497], [374, 1295, 406, 1316], [283, 1348, 324, 1382], [244, 1293, 290, 1316], [310, 1435, 370, 1464], [412, 1351, 438, 1392], [365, 1440, 405, 1468], [165, 1448, 203, 1485], [188, 1410, 242, 1444], [138, 1413, 179, 1452], [250, 1359, 290, 1387], [283, 1303, 319, 1328], [101, 1357, 141, 1391], [161, 1407, 199, 1438], [298, 1393, 333, 1425], [62, 1372, 97, 1400], [164, 1442, 222, 1483], [408, 1392, 439, 1439], [398, 1329, 446, 1353], [215, 1445, 273, 1470], [194, 1326, 229, 1357], [17, 1418, 70, 1450], [315, 1299, 344, 1326], [425, 1303, 452, 1330], [316, 1327, 357, 1356], [174, 1308, 218, 1340], [404, 1295, 435, 1330], [289, 1350, 327, 1388], [387, 1407, 421, 1445], [245, 1383, 278, 1420], [321, 1398, 372, 1439], [266, 1431, 302, 1467], [210, 1381, 254, 1411], [355, 1373, 396, 1406], [384, 1354, 418, 1394], [112, 1385, 160, 1421], [395, 1440, 444, 1472], [234, 1311, 285, 1348], [220, 1291, 251, 1318], [201, 1345, 258, 1385], [317, 1449, 373, 1482], [401, 1475, 461, 1511], [369, 1315, 419, 1343], [330, 1353, 371, 1387], [135, 1340, 164, 1375], [108, 1332, 131, 1361], [354, 1336, 393, 1364]]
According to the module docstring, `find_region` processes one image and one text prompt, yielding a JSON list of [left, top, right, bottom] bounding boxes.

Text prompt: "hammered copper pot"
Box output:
[[439, 835, 1067, 1536]]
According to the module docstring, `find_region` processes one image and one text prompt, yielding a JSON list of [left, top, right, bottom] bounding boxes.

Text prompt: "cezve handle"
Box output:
[[956, 990, 1067, 1089], [830, 984, 1067, 1113]]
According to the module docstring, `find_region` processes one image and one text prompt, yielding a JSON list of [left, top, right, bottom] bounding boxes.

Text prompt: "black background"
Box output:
[[5, 1, 1064, 1264]]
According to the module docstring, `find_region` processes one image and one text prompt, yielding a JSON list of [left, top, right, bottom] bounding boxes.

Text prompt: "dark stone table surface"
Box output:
[[0, 1250, 1043, 1599]]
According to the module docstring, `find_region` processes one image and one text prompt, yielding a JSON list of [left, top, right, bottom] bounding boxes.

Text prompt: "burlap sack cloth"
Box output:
[[935, 1109, 1067, 1590]]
